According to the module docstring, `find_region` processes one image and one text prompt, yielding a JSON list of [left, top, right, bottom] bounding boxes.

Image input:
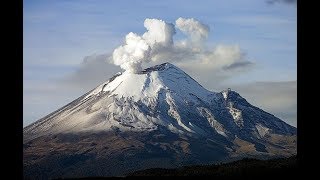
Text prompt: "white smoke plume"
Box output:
[[175, 17, 210, 43], [112, 32, 150, 73], [142, 18, 175, 47], [111, 17, 252, 73], [112, 19, 175, 73]]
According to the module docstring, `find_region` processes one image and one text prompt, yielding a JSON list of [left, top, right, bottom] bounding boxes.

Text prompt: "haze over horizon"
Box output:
[[24, 0, 296, 127]]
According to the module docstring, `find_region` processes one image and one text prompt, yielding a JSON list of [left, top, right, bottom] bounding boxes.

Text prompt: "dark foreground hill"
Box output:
[[52, 156, 297, 179], [128, 155, 297, 177]]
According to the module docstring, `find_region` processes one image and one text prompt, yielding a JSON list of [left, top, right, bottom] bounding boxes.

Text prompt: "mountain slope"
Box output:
[[23, 63, 296, 178]]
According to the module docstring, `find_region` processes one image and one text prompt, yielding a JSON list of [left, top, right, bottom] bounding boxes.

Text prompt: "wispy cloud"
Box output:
[[266, 0, 297, 5]]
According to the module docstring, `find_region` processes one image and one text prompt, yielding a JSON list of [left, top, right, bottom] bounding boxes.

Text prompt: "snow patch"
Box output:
[[166, 93, 194, 133], [168, 123, 184, 134], [255, 123, 270, 137], [227, 106, 244, 128], [197, 107, 228, 137], [221, 88, 231, 100]]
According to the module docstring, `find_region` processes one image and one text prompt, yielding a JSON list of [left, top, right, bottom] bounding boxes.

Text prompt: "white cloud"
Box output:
[[60, 17, 253, 93], [111, 17, 252, 75], [113, 32, 151, 73], [53, 18, 253, 100], [142, 18, 176, 46], [112, 18, 176, 73], [177, 45, 250, 70], [175, 17, 210, 43]]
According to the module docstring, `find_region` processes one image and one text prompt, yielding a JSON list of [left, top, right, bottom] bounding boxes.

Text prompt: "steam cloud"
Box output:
[[112, 17, 252, 73], [176, 17, 209, 43], [113, 32, 150, 73], [112, 19, 175, 73]]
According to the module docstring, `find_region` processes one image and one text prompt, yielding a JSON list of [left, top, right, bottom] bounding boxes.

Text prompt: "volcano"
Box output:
[[23, 63, 296, 179]]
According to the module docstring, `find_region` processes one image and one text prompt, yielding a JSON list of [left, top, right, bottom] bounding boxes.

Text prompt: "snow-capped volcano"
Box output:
[[24, 63, 216, 138], [23, 63, 296, 178]]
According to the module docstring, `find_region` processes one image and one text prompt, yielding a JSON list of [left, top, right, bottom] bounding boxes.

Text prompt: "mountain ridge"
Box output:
[[23, 62, 296, 178]]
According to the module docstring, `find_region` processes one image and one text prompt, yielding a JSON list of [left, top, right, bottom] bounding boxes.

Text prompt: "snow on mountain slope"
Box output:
[[86, 63, 214, 101], [24, 63, 217, 139], [24, 63, 296, 144]]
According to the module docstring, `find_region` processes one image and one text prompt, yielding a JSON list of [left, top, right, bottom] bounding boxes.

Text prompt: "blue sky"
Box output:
[[23, 0, 296, 126]]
